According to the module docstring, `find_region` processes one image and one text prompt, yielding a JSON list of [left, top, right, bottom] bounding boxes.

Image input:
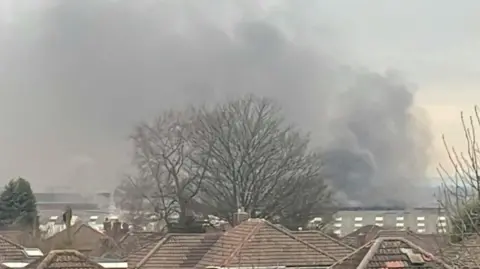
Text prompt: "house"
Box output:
[[329, 237, 453, 269], [43, 223, 108, 254], [127, 218, 352, 269]]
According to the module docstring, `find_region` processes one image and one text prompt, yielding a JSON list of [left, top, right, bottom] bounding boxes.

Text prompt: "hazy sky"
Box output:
[[0, 0, 478, 192]]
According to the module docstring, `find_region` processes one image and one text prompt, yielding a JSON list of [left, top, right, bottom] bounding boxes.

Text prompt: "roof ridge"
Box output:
[[0, 234, 25, 250], [356, 238, 383, 269], [221, 219, 264, 266], [134, 234, 173, 269], [37, 249, 101, 269], [264, 220, 338, 261], [328, 240, 375, 268]]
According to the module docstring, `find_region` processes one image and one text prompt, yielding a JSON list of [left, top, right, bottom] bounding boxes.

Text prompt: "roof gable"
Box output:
[[26, 249, 103, 269], [197, 219, 338, 268], [330, 237, 452, 269]]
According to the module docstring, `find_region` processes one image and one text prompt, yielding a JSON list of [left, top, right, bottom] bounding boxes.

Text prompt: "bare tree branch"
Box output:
[[191, 94, 332, 228], [115, 108, 212, 229], [437, 106, 480, 268]]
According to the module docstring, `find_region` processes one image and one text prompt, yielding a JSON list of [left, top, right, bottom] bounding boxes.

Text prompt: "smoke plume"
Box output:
[[0, 0, 431, 205]]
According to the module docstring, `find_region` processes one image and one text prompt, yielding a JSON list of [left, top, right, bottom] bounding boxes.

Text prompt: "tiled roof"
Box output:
[[342, 225, 385, 248], [293, 230, 356, 260], [373, 230, 447, 254], [26, 249, 103, 269], [118, 232, 164, 255], [330, 237, 452, 269], [196, 219, 338, 268], [0, 234, 29, 261], [128, 233, 221, 269]]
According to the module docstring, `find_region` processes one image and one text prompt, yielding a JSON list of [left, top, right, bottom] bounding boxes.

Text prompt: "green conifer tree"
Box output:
[[0, 178, 37, 229]]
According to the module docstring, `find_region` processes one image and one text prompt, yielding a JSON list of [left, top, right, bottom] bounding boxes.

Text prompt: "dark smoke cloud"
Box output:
[[0, 0, 431, 205]]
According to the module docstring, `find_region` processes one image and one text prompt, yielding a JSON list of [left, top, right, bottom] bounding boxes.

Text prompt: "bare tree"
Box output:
[[116, 109, 211, 229], [436, 106, 480, 268], [191, 94, 332, 228], [438, 106, 480, 238]]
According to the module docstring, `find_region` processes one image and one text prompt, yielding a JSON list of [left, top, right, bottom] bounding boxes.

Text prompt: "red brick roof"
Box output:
[[118, 232, 164, 256], [0, 234, 29, 261], [196, 219, 338, 268], [330, 237, 452, 269], [128, 233, 221, 269], [293, 230, 355, 260], [26, 249, 103, 269]]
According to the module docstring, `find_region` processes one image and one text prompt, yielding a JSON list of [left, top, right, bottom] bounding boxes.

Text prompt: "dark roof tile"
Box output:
[[330, 237, 452, 269]]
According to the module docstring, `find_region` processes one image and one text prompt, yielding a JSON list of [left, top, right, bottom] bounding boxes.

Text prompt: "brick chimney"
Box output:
[[112, 220, 121, 238], [233, 207, 249, 226]]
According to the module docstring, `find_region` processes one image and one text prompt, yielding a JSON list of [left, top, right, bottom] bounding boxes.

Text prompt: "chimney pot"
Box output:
[[233, 207, 249, 226]]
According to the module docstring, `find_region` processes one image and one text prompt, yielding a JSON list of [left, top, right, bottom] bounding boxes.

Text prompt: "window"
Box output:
[[417, 223, 425, 227], [375, 223, 384, 227], [375, 216, 384, 221], [334, 230, 341, 235], [334, 223, 342, 227], [396, 216, 404, 221], [396, 223, 404, 227], [354, 223, 363, 227], [437, 222, 447, 227], [354, 217, 363, 222], [416, 216, 425, 221], [417, 229, 426, 233], [438, 216, 446, 221], [335, 217, 342, 221]]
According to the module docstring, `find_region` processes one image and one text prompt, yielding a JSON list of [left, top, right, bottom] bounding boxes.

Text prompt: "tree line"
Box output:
[[115, 94, 333, 229]]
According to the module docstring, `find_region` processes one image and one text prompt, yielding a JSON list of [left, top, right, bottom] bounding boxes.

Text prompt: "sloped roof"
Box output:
[[26, 249, 103, 269], [341, 225, 385, 248], [118, 232, 164, 255], [293, 230, 356, 260], [330, 237, 452, 269], [196, 218, 338, 268], [373, 230, 447, 254], [0, 234, 29, 261], [46, 222, 104, 242], [128, 233, 221, 269]]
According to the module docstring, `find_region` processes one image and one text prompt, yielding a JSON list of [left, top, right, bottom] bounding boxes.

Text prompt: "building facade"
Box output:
[[330, 206, 447, 236]]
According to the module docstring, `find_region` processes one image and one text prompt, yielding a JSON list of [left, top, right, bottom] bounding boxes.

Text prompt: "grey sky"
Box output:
[[0, 0, 478, 194]]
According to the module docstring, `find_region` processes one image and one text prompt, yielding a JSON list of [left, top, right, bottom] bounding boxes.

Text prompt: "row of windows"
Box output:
[[334, 222, 448, 227], [333, 227, 448, 235], [335, 216, 447, 222]]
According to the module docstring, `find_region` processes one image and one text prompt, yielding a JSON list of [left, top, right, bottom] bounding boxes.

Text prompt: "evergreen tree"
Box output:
[[0, 178, 37, 229]]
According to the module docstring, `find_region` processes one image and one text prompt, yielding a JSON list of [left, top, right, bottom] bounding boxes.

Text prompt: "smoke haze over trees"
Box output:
[[0, 0, 432, 206]]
